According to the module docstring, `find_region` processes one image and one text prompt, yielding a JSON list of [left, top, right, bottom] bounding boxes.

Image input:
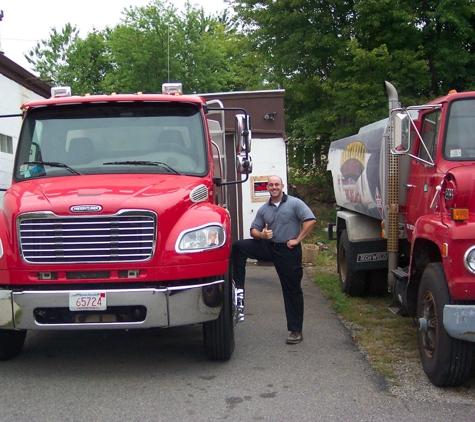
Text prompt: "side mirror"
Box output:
[[391, 111, 410, 153], [236, 153, 252, 174], [235, 114, 252, 154], [30, 142, 41, 161]]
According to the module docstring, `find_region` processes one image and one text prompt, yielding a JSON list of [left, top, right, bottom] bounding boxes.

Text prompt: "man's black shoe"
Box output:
[[286, 332, 303, 344]]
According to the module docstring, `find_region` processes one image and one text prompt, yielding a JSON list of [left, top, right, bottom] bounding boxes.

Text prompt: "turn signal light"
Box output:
[[451, 208, 469, 222]]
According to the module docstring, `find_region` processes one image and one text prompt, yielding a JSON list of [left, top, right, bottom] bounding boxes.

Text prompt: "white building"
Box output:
[[202, 90, 287, 242], [0, 54, 50, 202]]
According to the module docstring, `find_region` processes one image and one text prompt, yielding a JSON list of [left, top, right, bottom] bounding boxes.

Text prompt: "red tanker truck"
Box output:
[[327, 82, 475, 387], [0, 83, 253, 362]]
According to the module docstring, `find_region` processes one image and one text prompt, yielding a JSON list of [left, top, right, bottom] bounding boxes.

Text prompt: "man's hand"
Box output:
[[262, 223, 273, 240], [286, 238, 300, 249], [286, 219, 316, 248]]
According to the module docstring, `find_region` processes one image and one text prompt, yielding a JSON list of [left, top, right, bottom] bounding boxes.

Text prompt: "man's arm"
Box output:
[[287, 219, 316, 249]]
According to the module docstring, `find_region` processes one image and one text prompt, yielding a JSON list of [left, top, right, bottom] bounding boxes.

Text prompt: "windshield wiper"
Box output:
[[23, 161, 82, 175], [103, 161, 181, 175]]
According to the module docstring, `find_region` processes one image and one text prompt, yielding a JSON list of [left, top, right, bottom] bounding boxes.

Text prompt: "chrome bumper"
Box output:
[[443, 305, 475, 342], [0, 280, 224, 330]]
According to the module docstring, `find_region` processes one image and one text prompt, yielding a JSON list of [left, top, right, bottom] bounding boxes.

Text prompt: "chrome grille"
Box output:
[[19, 211, 156, 264]]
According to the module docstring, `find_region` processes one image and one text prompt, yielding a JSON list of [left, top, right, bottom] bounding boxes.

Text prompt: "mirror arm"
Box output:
[[215, 172, 249, 187]]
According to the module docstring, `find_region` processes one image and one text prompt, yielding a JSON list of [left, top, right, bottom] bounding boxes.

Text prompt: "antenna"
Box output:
[[167, 25, 170, 83], [0, 10, 4, 54]]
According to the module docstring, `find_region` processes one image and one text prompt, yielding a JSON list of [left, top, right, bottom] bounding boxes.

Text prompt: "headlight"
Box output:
[[463, 246, 475, 274], [176, 224, 226, 253]]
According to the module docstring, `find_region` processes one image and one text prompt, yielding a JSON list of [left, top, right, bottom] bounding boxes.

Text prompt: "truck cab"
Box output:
[[0, 84, 252, 361], [327, 83, 475, 387]]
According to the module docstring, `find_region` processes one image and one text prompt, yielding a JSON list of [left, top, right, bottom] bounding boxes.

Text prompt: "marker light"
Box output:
[[451, 208, 469, 222], [442, 243, 448, 258], [51, 86, 71, 97], [162, 83, 183, 95]]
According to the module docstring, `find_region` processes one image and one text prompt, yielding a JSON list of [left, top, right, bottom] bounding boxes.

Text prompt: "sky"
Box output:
[[0, 0, 228, 72]]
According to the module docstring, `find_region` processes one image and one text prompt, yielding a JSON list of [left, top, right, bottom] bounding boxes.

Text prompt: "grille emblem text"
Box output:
[[70, 205, 103, 213]]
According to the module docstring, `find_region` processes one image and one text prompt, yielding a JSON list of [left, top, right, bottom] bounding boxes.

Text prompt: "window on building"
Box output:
[[0, 134, 13, 154]]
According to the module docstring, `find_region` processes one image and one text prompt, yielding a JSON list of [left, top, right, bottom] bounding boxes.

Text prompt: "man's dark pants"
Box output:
[[231, 239, 304, 332]]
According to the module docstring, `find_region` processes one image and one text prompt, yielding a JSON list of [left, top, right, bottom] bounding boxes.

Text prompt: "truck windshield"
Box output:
[[444, 98, 475, 161], [14, 102, 208, 180]]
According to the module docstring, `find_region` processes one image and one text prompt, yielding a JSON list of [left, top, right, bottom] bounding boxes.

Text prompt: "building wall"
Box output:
[[241, 137, 288, 238], [202, 90, 287, 242], [0, 62, 49, 203]]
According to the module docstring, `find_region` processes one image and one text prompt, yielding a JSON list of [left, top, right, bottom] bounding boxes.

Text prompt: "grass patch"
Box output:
[[308, 249, 419, 380]]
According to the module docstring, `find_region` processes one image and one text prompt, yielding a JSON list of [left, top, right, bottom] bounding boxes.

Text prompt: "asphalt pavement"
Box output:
[[0, 263, 474, 421]]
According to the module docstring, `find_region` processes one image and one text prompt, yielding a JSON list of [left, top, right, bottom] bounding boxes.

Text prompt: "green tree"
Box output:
[[26, 0, 266, 95], [66, 30, 113, 94], [25, 23, 80, 86], [233, 0, 475, 184], [104, 2, 176, 93]]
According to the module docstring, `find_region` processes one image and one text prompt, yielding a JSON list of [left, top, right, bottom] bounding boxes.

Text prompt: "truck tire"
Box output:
[[417, 262, 474, 387], [338, 230, 366, 296], [203, 271, 235, 361], [0, 330, 27, 361]]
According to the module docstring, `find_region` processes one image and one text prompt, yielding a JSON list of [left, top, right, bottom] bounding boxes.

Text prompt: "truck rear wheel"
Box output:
[[203, 271, 235, 361], [338, 230, 366, 296], [0, 330, 27, 361], [417, 263, 474, 387]]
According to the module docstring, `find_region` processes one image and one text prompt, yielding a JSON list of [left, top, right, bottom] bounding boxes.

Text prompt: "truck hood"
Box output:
[[6, 174, 208, 215]]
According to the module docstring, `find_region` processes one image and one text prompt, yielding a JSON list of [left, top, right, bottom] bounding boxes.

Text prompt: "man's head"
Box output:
[[267, 175, 284, 202]]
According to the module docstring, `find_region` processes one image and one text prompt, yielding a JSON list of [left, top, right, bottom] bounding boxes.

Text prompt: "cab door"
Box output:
[[404, 110, 441, 242]]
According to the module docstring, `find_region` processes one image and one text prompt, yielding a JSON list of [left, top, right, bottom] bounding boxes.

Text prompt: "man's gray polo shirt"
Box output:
[[250, 193, 316, 243]]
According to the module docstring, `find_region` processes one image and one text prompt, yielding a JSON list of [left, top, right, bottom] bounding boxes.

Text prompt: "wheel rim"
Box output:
[[420, 290, 437, 359]]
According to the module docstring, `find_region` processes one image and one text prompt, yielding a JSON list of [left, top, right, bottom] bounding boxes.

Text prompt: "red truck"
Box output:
[[0, 83, 252, 361], [327, 82, 475, 387]]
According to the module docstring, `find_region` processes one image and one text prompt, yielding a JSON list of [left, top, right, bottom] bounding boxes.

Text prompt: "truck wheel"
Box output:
[[203, 271, 235, 361], [417, 262, 474, 387], [0, 330, 27, 361], [339, 230, 366, 296]]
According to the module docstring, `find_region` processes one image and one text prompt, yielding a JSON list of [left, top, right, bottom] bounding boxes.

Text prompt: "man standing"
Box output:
[[232, 175, 316, 344]]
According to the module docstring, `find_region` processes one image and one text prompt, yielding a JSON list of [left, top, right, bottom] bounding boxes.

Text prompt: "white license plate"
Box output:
[[69, 292, 107, 311]]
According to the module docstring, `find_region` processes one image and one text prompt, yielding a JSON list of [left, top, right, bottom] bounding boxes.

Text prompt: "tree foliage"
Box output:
[[26, 0, 267, 95], [232, 0, 475, 182], [25, 23, 80, 86], [25, 0, 475, 187]]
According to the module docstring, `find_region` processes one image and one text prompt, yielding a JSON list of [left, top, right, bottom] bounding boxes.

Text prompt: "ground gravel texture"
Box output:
[[335, 312, 475, 403], [389, 355, 475, 404]]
